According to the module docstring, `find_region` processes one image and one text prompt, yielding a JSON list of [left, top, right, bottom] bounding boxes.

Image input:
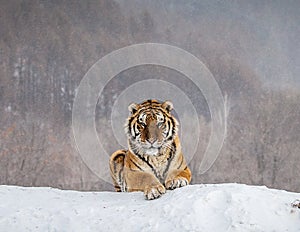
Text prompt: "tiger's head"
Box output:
[[125, 99, 179, 156]]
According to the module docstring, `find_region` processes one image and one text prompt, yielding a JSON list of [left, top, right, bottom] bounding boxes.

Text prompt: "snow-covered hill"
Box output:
[[0, 184, 299, 232]]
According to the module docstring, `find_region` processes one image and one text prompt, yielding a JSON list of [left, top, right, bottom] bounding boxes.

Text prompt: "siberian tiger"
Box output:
[[109, 99, 192, 200]]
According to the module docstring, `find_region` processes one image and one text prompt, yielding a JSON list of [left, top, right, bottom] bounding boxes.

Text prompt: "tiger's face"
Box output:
[[125, 100, 178, 156]]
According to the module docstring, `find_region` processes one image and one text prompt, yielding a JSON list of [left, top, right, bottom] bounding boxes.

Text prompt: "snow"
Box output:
[[0, 184, 299, 232]]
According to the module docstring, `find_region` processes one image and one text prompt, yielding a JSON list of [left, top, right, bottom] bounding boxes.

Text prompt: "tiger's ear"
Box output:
[[162, 101, 173, 112], [128, 103, 138, 114]]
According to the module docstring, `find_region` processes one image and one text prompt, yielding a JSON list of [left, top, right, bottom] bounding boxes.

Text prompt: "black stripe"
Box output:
[[169, 116, 177, 135], [130, 158, 143, 171], [167, 120, 171, 134], [172, 141, 177, 150], [124, 179, 128, 192], [112, 151, 125, 173], [127, 116, 136, 138], [112, 161, 117, 175], [177, 155, 184, 169], [137, 154, 159, 178], [162, 153, 174, 178], [127, 115, 135, 127], [140, 106, 165, 112], [132, 123, 138, 139], [111, 152, 125, 189], [118, 164, 124, 187]]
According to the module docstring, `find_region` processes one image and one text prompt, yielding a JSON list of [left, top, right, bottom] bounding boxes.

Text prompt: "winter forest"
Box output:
[[1, 1, 300, 193]]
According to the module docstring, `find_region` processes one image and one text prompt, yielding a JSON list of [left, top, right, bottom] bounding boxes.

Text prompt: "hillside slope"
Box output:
[[0, 184, 299, 231]]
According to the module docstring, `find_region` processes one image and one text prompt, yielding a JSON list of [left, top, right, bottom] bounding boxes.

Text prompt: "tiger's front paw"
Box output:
[[165, 177, 188, 190], [144, 184, 166, 200]]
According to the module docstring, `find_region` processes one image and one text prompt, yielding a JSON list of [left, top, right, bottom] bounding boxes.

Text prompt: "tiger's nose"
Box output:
[[147, 138, 157, 144]]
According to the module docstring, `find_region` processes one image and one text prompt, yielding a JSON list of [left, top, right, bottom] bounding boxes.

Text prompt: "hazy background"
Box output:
[[1, 0, 299, 192]]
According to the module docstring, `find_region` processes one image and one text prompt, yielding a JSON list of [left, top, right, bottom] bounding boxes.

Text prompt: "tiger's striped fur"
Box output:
[[109, 99, 192, 200]]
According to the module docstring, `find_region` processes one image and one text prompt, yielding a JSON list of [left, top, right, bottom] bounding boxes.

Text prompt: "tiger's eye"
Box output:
[[138, 117, 144, 123], [157, 116, 164, 122]]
